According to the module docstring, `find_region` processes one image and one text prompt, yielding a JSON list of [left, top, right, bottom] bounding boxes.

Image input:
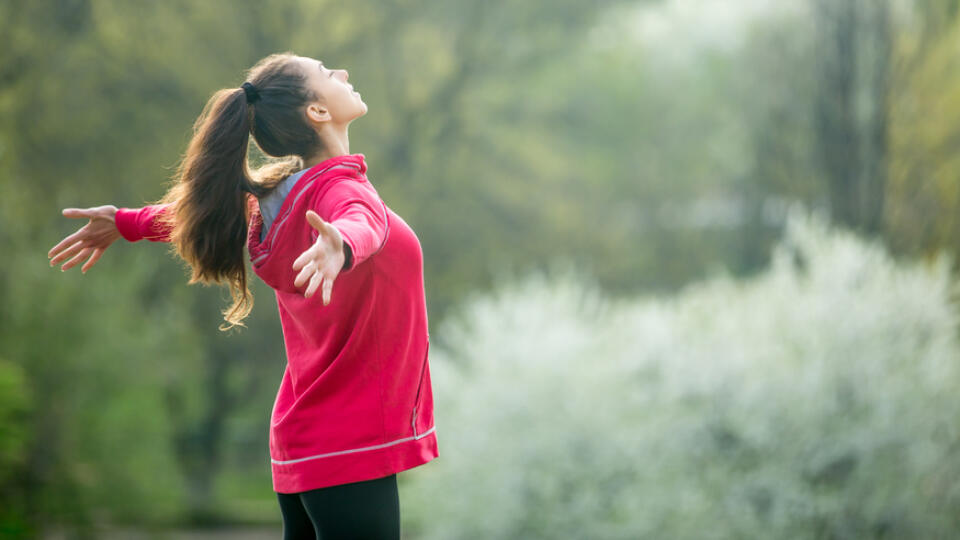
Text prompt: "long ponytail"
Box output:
[[158, 52, 323, 330], [159, 88, 258, 329]]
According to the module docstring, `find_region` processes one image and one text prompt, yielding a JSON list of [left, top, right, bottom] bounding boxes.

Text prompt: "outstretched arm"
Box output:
[[292, 178, 388, 304], [324, 180, 388, 274], [114, 204, 173, 243], [48, 203, 172, 273]]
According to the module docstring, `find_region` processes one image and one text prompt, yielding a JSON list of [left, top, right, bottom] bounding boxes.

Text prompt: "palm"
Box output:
[[48, 205, 121, 273], [292, 210, 347, 305]]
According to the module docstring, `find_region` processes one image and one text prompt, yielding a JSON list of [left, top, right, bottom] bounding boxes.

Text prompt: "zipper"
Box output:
[[410, 335, 430, 438]]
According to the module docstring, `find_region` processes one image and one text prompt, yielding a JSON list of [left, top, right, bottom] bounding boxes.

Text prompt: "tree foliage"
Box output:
[[3, 0, 960, 535]]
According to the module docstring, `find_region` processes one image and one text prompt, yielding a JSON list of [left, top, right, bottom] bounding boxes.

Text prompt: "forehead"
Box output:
[[296, 57, 326, 83], [302, 56, 325, 70]]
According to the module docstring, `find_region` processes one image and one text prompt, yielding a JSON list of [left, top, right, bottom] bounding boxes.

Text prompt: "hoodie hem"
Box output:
[[271, 428, 439, 494]]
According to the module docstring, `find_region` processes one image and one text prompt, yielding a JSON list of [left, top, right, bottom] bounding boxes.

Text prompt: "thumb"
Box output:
[[62, 208, 98, 220], [305, 210, 327, 232]]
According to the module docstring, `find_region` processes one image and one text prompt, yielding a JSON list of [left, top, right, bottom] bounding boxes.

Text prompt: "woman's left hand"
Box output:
[[292, 210, 347, 305], [48, 205, 121, 273]]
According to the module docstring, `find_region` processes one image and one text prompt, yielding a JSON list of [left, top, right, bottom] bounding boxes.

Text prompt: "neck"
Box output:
[[303, 124, 351, 169]]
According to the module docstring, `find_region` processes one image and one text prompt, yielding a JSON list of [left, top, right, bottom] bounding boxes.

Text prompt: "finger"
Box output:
[[61, 247, 93, 272], [292, 245, 319, 271], [62, 208, 99, 220], [304, 271, 323, 298], [321, 275, 334, 305], [305, 210, 327, 232], [50, 240, 85, 266], [294, 262, 316, 288], [48, 229, 86, 258], [81, 247, 104, 274]]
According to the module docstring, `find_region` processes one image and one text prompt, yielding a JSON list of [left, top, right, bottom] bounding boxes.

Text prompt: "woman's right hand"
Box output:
[[48, 205, 121, 273], [292, 210, 348, 305]]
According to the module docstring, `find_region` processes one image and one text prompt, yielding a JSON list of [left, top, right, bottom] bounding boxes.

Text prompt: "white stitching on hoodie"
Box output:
[[271, 426, 436, 465]]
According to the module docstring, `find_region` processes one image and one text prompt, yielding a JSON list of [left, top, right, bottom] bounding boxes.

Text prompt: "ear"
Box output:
[[306, 102, 332, 124]]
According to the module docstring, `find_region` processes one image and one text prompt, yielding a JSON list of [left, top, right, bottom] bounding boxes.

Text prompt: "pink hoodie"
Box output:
[[115, 153, 438, 493]]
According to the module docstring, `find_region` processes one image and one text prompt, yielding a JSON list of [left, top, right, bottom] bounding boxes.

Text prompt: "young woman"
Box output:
[[47, 52, 438, 540]]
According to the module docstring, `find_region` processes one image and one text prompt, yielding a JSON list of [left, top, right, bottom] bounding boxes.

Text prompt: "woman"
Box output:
[[46, 52, 438, 540]]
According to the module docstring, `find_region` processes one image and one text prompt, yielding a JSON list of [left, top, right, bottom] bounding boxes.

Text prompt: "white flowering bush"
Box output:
[[401, 206, 960, 539]]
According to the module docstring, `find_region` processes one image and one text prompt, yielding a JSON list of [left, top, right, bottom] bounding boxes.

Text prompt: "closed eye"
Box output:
[[318, 61, 334, 78]]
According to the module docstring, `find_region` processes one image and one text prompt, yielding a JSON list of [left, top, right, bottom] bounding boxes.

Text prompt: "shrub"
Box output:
[[401, 206, 960, 539]]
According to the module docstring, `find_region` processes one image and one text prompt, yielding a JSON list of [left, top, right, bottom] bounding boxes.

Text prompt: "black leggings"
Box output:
[[276, 473, 400, 540]]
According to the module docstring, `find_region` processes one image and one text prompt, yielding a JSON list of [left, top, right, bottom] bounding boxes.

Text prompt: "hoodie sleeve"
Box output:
[[115, 204, 173, 242], [313, 178, 388, 275]]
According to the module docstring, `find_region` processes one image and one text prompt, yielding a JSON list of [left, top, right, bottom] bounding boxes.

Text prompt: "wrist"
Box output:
[[342, 242, 353, 271]]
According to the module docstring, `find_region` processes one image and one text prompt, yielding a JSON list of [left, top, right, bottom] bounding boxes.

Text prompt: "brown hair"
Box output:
[[158, 51, 322, 330]]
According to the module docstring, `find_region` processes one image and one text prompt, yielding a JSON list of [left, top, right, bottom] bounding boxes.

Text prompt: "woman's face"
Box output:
[[298, 56, 367, 127]]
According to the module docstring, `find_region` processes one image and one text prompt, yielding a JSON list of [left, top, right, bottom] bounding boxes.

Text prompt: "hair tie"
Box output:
[[241, 81, 260, 104]]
